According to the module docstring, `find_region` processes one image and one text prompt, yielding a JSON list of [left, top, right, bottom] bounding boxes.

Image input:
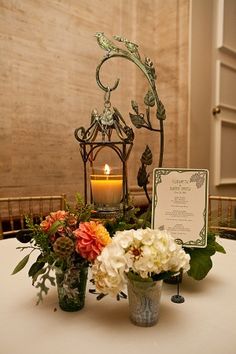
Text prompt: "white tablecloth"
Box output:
[[1, 237, 236, 354]]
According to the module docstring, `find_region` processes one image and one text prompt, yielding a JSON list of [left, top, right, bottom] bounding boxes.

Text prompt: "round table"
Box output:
[[1, 237, 235, 354]]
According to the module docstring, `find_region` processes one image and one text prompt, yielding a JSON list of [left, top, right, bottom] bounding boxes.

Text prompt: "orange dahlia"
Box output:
[[74, 221, 111, 262]]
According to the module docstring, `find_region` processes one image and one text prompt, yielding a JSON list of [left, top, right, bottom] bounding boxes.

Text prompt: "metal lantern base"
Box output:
[[91, 208, 123, 220]]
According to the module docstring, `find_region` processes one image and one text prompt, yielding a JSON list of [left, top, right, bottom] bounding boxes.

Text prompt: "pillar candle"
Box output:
[[90, 164, 123, 208]]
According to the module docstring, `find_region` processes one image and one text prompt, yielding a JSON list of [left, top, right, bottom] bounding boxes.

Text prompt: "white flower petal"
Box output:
[[91, 227, 190, 296]]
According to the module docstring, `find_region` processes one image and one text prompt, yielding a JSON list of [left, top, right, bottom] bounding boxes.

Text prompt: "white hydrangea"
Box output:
[[91, 228, 190, 296], [92, 240, 128, 296]]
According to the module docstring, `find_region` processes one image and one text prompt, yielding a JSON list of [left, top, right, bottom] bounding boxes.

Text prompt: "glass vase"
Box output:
[[127, 278, 163, 327], [55, 264, 88, 312]]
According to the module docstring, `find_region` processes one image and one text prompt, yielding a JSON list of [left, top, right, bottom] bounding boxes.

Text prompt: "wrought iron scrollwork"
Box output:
[[95, 33, 166, 118], [74, 33, 166, 208], [95, 32, 166, 203]]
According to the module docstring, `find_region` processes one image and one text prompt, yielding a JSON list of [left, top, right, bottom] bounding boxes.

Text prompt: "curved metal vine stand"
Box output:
[[94, 33, 166, 204]]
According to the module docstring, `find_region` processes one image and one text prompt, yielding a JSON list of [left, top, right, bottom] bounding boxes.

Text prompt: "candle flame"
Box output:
[[104, 164, 110, 175]]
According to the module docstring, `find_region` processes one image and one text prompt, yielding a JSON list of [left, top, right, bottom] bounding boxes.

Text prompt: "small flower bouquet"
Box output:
[[92, 227, 190, 297], [13, 197, 111, 309], [91, 227, 190, 326]]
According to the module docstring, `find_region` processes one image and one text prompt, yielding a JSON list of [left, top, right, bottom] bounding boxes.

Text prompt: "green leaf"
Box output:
[[187, 249, 213, 280], [12, 254, 30, 275], [73, 193, 92, 221], [48, 220, 63, 235], [75, 192, 85, 208], [204, 243, 216, 257], [33, 266, 56, 304], [207, 232, 226, 254], [184, 232, 226, 280], [214, 240, 226, 254], [28, 261, 45, 278], [206, 231, 216, 243], [32, 268, 47, 285]]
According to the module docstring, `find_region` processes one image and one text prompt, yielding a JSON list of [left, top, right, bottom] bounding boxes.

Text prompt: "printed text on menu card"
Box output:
[[152, 168, 209, 248]]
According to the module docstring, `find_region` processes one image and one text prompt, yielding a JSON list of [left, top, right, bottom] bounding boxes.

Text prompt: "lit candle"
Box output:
[[90, 164, 123, 210]]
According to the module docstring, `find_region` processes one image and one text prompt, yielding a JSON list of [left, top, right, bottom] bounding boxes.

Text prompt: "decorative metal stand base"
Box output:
[[91, 209, 122, 220], [171, 276, 185, 304], [171, 294, 185, 303]]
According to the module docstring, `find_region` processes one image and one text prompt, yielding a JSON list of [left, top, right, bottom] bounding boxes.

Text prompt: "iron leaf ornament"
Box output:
[[137, 146, 153, 203], [141, 145, 153, 165], [95, 32, 166, 204], [144, 89, 155, 107]]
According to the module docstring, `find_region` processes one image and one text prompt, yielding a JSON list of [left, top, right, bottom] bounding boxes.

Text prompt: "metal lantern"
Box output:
[[74, 33, 166, 216], [74, 89, 134, 217]]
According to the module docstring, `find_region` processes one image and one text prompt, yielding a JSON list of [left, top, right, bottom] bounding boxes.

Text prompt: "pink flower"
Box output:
[[74, 221, 111, 262], [40, 219, 52, 232], [49, 210, 68, 223], [42, 210, 68, 233]]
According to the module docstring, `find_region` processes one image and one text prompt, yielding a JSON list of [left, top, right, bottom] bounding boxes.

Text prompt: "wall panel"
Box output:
[[0, 0, 189, 205]]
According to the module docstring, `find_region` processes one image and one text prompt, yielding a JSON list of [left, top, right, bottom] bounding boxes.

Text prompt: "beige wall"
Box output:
[[0, 0, 189, 204]]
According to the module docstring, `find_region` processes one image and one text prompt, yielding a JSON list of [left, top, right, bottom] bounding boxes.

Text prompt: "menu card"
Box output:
[[151, 168, 209, 248]]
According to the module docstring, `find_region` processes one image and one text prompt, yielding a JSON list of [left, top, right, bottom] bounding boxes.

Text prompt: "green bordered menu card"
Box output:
[[152, 168, 209, 248]]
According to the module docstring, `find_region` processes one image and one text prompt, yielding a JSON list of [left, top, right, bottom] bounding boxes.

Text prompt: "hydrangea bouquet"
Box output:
[[92, 227, 190, 297]]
